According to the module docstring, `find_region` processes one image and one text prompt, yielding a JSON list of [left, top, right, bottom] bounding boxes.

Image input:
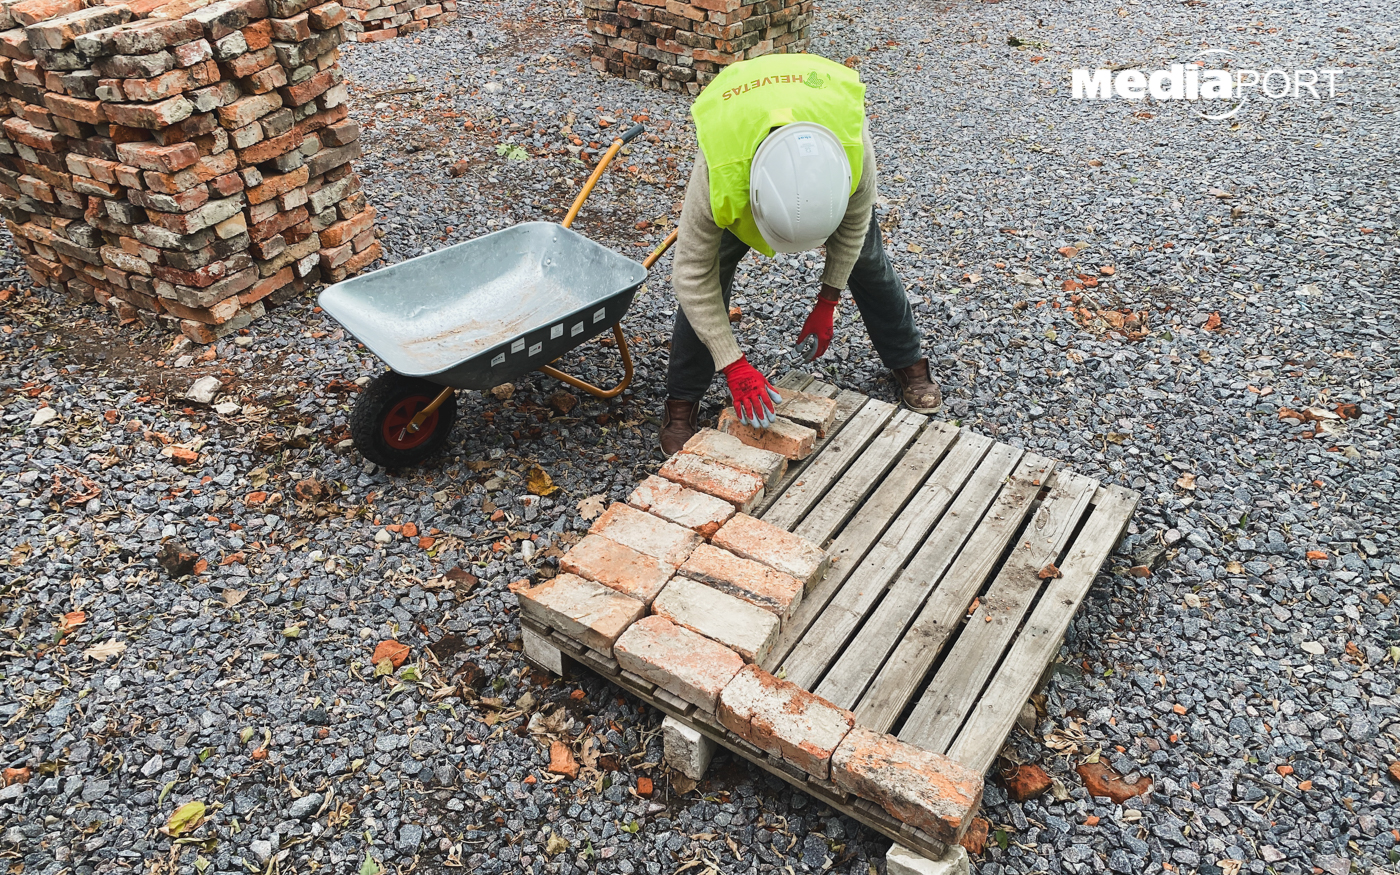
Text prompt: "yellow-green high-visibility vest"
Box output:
[[690, 53, 866, 257]]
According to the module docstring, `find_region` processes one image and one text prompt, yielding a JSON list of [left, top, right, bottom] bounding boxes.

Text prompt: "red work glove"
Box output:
[[722, 356, 782, 428], [797, 296, 838, 361]]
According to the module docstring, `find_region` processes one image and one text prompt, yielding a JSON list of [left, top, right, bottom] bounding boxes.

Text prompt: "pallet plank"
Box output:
[[761, 399, 899, 531], [852, 453, 1059, 732], [794, 409, 927, 546], [898, 471, 1100, 751], [752, 379, 864, 518], [772, 428, 991, 685], [764, 421, 963, 672], [814, 441, 1025, 708], [773, 370, 816, 393], [945, 485, 1140, 774]]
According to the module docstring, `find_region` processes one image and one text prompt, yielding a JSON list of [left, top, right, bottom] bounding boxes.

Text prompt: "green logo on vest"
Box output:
[[805, 70, 827, 89]]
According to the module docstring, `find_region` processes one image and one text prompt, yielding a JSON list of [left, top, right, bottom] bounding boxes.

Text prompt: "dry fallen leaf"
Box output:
[[526, 466, 558, 496], [1037, 564, 1062, 580], [164, 800, 206, 836], [372, 640, 410, 668], [58, 610, 86, 635], [223, 589, 247, 607], [575, 494, 607, 521], [84, 639, 126, 661], [1176, 473, 1197, 490], [1202, 312, 1223, 331]]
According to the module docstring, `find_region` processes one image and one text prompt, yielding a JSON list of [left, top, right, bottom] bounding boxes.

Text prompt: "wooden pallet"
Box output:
[[528, 372, 1139, 857]]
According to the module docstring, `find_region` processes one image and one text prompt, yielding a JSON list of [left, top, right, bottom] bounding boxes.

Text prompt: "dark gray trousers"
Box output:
[[666, 207, 923, 401]]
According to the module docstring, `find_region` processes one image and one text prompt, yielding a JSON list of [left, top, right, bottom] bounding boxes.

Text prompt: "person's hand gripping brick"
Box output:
[[722, 356, 782, 428]]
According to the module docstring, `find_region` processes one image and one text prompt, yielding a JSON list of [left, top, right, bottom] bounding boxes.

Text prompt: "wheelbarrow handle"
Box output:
[[562, 122, 648, 229]]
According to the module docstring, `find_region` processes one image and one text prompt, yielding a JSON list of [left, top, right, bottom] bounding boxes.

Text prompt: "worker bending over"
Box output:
[[661, 52, 942, 455]]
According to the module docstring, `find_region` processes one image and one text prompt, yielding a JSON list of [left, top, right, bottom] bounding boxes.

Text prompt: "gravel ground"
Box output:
[[2, 0, 1398, 874]]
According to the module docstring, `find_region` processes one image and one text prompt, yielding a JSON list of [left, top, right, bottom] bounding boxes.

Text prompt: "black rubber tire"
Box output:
[[349, 372, 457, 468]]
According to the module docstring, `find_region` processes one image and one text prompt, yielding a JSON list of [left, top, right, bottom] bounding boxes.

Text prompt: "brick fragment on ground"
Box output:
[[830, 725, 985, 844], [657, 451, 766, 512], [680, 428, 788, 488], [652, 575, 779, 663], [1075, 761, 1152, 803], [589, 503, 701, 566], [1000, 762, 1053, 801], [960, 817, 991, 855], [627, 474, 735, 538], [677, 543, 803, 623], [717, 409, 817, 460], [718, 664, 854, 780], [775, 390, 839, 436], [558, 534, 676, 606], [547, 740, 578, 779], [614, 615, 744, 712], [711, 513, 830, 588], [515, 573, 645, 656]]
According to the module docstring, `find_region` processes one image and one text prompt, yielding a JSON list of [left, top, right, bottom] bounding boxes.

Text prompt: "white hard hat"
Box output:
[[749, 122, 852, 253]]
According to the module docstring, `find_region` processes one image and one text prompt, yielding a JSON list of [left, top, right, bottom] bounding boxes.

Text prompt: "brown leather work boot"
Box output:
[[892, 358, 943, 414], [660, 398, 700, 456]]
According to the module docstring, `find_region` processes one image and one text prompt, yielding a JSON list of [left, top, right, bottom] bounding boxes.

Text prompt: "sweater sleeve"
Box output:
[[819, 125, 878, 290], [670, 149, 745, 371]]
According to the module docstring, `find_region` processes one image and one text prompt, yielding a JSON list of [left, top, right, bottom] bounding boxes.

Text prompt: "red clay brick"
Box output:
[[652, 575, 778, 663], [559, 533, 676, 606], [830, 725, 985, 844], [317, 202, 374, 247], [718, 664, 853, 780], [614, 615, 744, 712], [516, 572, 645, 656], [657, 452, 764, 513], [711, 513, 829, 588], [588, 502, 700, 567], [716, 409, 816, 460], [626, 474, 735, 538], [775, 389, 838, 436], [680, 428, 786, 488], [678, 543, 802, 622]]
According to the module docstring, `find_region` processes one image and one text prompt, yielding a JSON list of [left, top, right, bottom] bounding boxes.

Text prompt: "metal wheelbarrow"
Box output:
[[319, 123, 678, 467]]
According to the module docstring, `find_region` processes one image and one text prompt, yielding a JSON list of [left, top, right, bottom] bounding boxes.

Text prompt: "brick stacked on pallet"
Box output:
[[582, 0, 814, 95], [0, 0, 377, 343], [516, 414, 986, 844], [341, 0, 454, 44]]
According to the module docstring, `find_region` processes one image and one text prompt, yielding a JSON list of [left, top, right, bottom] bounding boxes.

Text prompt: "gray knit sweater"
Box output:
[[669, 126, 878, 371]]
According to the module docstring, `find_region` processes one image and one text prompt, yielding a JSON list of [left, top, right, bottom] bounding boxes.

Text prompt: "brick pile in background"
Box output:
[[582, 0, 814, 94], [0, 0, 378, 343], [516, 419, 986, 843], [341, 0, 454, 44]]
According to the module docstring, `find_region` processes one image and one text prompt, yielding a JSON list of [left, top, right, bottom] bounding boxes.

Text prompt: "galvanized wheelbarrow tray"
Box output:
[[318, 123, 677, 467]]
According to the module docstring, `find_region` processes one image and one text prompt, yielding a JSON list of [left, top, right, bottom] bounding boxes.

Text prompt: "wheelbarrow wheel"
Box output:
[[350, 372, 457, 468]]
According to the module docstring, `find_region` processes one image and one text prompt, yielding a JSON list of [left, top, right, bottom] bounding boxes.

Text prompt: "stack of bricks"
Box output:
[[0, 0, 378, 343], [716, 386, 838, 460], [341, 0, 454, 44], [516, 411, 986, 844], [583, 0, 814, 94]]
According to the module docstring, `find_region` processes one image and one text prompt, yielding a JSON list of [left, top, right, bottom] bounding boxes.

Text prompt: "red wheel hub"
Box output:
[[382, 396, 438, 450]]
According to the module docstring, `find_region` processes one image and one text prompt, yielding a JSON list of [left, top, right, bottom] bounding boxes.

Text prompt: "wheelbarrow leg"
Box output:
[[406, 385, 456, 433], [537, 323, 634, 400]]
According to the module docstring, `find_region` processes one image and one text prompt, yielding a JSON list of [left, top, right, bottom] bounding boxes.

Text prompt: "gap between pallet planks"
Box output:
[[759, 372, 1139, 769]]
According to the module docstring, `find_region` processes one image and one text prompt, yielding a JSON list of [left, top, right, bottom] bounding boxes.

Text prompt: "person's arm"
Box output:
[[670, 150, 744, 370], [819, 125, 879, 293]]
